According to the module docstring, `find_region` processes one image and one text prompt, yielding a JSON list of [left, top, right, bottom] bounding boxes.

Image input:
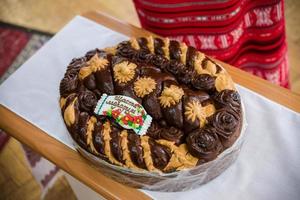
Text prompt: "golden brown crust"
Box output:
[[162, 38, 170, 59], [204, 104, 216, 117], [130, 38, 140, 50], [194, 51, 206, 74], [215, 73, 236, 92], [156, 140, 198, 171], [60, 97, 66, 109], [79, 66, 93, 80], [104, 46, 117, 55], [140, 136, 160, 172], [146, 36, 155, 54], [86, 116, 98, 154], [176, 144, 198, 169], [205, 60, 217, 76], [63, 98, 77, 127], [180, 42, 188, 65]]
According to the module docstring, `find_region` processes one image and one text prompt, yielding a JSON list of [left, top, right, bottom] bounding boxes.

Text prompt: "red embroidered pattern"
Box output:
[[133, 0, 289, 88]]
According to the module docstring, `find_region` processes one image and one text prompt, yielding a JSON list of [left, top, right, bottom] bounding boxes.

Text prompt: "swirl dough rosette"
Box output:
[[59, 36, 243, 173], [186, 128, 222, 161]]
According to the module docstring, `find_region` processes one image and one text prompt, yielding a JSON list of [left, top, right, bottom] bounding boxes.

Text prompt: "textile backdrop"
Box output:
[[133, 0, 289, 88]]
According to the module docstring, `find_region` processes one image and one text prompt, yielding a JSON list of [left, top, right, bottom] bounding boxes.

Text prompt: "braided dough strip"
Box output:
[[86, 116, 99, 155], [120, 130, 142, 170], [102, 121, 124, 166], [62, 97, 200, 172], [127, 36, 236, 92]]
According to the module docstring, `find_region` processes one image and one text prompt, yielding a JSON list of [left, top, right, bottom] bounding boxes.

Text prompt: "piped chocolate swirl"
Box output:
[[59, 36, 242, 173]]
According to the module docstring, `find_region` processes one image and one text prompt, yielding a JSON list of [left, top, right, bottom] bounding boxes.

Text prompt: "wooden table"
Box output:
[[0, 11, 300, 200]]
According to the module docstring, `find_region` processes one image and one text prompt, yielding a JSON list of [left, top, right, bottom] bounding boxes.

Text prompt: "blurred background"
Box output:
[[0, 0, 299, 199]]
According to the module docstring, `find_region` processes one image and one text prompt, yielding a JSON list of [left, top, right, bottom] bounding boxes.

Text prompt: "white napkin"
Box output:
[[0, 16, 299, 200]]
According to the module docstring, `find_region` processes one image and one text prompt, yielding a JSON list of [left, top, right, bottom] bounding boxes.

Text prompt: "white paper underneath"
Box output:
[[0, 16, 299, 200]]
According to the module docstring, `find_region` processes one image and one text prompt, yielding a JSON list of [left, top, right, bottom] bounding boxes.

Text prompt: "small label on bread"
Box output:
[[94, 94, 152, 135]]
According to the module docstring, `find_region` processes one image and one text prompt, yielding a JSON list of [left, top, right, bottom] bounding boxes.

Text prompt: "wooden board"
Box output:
[[0, 11, 300, 200]]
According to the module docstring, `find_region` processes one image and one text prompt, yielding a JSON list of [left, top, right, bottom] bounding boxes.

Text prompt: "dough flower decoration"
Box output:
[[87, 54, 109, 71], [78, 90, 97, 112], [79, 54, 109, 79], [208, 108, 239, 140], [214, 89, 241, 112], [134, 77, 157, 98], [159, 85, 184, 108], [186, 128, 222, 160], [185, 101, 216, 127], [185, 101, 205, 125], [113, 61, 137, 84], [59, 70, 78, 97]]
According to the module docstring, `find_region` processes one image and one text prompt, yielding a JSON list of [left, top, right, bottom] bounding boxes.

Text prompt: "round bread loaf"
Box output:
[[59, 36, 242, 173]]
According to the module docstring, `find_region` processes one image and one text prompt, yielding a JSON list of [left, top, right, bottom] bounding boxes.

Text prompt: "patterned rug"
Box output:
[[0, 22, 61, 197], [0, 23, 51, 84], [0, 23, 51, 150]]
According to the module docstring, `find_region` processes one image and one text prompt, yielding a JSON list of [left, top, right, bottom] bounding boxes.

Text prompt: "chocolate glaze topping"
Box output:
[[60, 36, 242, 172], [67, 57, 87, 72], [76, 112, 89, 147], [137, 37, 149, 50], [153, 38, 165, 56], [186, 46, 197, 68], [149, 138, 172, 169], [92, 121, 106, 156], [169, 40, 181, 61], [208, 108, 241, 148], [110, 126, 124, 164], [192, 74, 215, 91], [214, 89, 241, 113], [133, 49, 153, 63], [60, 70, 79, 97], [116, 42, 136, 59], [151, 55, 169, 70], [160, 127, 185, 145], [127, 132, 147, 169], [186, 128, 222, 161], [78, 90, 97, 113]]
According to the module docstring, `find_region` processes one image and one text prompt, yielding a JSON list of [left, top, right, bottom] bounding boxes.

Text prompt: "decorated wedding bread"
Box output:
[[59, 36, 243, 175]]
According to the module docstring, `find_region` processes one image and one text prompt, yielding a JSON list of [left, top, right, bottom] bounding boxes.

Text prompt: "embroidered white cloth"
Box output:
[[0, 16, 299, 200]]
